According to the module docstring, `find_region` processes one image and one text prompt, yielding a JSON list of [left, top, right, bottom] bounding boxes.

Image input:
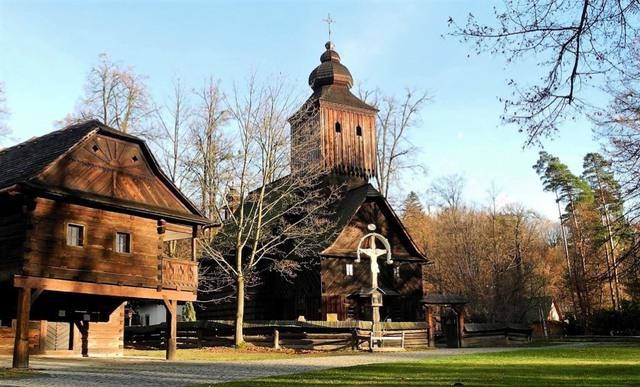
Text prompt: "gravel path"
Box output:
[[0, 345, 580, 387]]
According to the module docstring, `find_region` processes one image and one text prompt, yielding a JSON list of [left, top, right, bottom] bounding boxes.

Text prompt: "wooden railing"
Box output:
[[161, 257, 197, 292]]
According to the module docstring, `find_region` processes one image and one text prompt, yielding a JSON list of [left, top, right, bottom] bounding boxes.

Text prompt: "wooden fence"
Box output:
[[463, 323, 532, 347], [125, 320, 430, 351]]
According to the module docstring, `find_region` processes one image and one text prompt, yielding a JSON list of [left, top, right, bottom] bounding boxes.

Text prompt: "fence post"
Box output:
[[272, 328, 280, 349], [401, 331, 405, 349], [351, 329, 357, 350]]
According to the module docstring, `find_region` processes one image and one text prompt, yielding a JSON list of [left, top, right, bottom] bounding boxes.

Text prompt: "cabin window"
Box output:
[[335, 122, 342, 133], [115, 232, 132, 254], [356, 125, 363, 136], [345, 263, 354, 276], [66, 224, 84, 247], [393, 265, 400, 280]]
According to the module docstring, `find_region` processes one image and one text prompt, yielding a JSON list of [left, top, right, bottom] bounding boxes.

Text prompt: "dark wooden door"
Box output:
[[442, 309, 460, 348]]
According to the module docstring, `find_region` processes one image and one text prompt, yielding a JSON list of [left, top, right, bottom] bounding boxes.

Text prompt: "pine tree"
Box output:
[[402, 191, 424, 220], [583, 153, 623, 309], [534, 152, 593, 323]]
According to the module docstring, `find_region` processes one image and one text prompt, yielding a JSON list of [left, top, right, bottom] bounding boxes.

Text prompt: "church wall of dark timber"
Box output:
[[321, 257, 423, 321], [198, 265, 323, 321]]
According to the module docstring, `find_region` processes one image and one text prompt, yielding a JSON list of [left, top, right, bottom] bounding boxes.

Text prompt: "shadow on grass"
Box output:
[[208, 345, 640, 387]]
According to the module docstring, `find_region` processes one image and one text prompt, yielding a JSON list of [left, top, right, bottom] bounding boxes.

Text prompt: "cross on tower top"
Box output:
[[322, 13, 335, 42]]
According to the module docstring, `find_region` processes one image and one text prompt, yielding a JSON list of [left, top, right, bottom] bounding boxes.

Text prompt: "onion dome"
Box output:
[[308, 41, 354, 90]]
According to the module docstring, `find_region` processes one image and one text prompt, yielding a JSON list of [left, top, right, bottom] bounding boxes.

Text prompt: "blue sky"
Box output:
[[0, 0, 602, 219]]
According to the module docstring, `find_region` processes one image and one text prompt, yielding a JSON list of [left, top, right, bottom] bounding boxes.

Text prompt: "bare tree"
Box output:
[[358, 87, 430, 197], [422, 191, 559, 323], [429, 173, 466, 210], [185, 78, 231, 221], [152, 78, 192, 190], [451, 0, 640, 145], [198, 75, 340, 346], [597, 43, 640, 223], [0, 81, 10, 140], [62, 54, 155, 136]]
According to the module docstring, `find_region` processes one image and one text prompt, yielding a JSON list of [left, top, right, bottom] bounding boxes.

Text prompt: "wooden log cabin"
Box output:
[[0, 120, 210, 367], [200, 41, 428, 323]]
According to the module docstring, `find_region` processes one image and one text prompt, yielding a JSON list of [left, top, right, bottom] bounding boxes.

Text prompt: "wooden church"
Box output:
[[201, 41, 428, 323], [0, 121, 209, 367]]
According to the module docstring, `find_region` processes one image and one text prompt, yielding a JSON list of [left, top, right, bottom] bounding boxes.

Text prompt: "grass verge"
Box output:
[[0, 368, 39, 380], [124, 346, 358, 362], [205, 344, 640, 386]]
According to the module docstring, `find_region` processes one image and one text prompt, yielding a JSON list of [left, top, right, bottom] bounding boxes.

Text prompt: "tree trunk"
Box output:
[[556, 194, 578, 317], [601, 200, 621, 310], [567, 195, 590, 323], [595, 173, 620, 310], [234, 274, 245, 346]]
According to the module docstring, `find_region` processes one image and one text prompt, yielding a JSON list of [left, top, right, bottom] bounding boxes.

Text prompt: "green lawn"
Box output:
[[0, 368, 39, 380], [124, 347, 358, 362], [215, 345, 640, 386]]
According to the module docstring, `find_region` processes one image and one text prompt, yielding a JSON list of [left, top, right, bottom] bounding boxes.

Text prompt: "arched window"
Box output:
[[356, 125, 363, 136], [335, 122, 342, 133]]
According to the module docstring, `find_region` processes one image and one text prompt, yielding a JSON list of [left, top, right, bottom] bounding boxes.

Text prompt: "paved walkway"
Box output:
[[0, 345, 578, 387]]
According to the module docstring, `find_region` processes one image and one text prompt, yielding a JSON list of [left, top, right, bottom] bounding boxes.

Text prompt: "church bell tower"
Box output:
[[289, 41, 378, 187]]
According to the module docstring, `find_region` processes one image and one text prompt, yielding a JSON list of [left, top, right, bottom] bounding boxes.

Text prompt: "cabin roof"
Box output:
[[0, 121, 96, 189], [0, 120, 210, 225]]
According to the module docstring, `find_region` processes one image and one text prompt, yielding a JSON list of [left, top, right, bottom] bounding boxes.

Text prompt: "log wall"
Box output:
[[0, 195, 26, 282], [0, 304, 124, 356], [24, 198, 196, 291], [26, 198, 159, 288], [0, 320, 46, 355], [71, 303, 125, 356]]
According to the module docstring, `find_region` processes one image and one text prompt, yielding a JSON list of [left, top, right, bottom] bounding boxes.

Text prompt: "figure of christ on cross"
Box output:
[[357, 234, 389, 289], [356, 226, 393, 323]]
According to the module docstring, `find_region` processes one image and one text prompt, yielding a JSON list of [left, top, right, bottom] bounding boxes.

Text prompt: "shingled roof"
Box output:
[[0, 121, 97, 189], [304, 41, 376, 112], [0, 120, 209, 224], [319, 183, 427, 261]]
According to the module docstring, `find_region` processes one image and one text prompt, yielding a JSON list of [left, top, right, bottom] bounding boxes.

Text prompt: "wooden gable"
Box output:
[[323, 196, 425, 261], [37, 132, 192, 216]]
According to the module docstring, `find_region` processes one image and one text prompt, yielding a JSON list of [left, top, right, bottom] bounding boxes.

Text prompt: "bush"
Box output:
[[590, 300, 640, 335]]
